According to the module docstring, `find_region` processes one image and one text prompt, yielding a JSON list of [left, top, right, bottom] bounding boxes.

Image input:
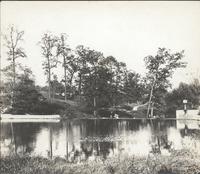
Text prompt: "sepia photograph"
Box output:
[[0, 1, 200, 174]]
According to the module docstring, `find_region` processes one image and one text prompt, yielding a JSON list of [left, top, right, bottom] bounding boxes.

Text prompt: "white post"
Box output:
[[183, 99, 187, 114]]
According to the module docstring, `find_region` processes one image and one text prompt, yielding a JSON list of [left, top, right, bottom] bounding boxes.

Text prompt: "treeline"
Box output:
[[39, 33, 147, 109], [1, 26, 199, 117]]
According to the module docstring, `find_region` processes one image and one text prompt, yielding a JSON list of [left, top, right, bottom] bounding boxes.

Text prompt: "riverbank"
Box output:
[[1, 149, 200, 174], [0, 114, 60, 119], [1, 99, 94, 119]]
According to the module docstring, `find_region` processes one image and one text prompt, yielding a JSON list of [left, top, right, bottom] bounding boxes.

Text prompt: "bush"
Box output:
[[32, 101, 65, 115], [1, 149, 200, 174]]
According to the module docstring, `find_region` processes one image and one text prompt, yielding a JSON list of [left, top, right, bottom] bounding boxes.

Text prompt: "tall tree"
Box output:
[[40, 33, 59, 102], [144, 48, 187, 117], [2, 26, 27, 106], [66, 57, 78, 91], [57, 34, 75, 101], [123, 71, 144, 103], [83, 66, 112, 111], [87, 49, 104, 116], [101, 56, 125, 106], [113, 61, 128, 105], [75, 45, 90, 95]]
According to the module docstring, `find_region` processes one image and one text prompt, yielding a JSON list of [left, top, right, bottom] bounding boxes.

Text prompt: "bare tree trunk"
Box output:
[[78, 73, 82, 95], [146, 78, 156, 118], [64, 72, 67, 101], [69, 72, 75, 97], [150, 102, 154, 117], [63, 58, 67, 102], [48, 65, 51, 103], [69, 74, 73, 87], [13, 58, 16, 86], [52, 85, 55, 100], [93, 68, 97, 117], [12, 51, 16, 107], [94, 96, 97, 117]]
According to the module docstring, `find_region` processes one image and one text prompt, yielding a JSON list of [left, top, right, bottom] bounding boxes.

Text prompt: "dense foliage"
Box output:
[[3, 68, 64, 115], [3, 26, 198, 117], [144, 48, 187, 116], [165, 79, 200, 116]]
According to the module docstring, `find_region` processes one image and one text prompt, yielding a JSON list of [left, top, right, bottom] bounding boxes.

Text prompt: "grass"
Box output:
[[1, 149, 200, 174]]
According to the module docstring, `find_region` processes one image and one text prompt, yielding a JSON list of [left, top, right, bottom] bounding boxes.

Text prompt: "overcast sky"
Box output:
[[1, 1, 200, 88]]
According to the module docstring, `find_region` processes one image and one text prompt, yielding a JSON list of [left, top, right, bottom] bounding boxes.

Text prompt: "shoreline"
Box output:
[[1, 114, 200, 121], [0, 114, 60, 120]]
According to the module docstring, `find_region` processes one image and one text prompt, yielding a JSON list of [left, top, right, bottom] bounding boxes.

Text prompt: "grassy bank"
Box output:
[[1, 149, 200, 174]]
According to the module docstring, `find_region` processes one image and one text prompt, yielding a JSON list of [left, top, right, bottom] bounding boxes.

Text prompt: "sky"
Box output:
[[1, 1, 200, 88]]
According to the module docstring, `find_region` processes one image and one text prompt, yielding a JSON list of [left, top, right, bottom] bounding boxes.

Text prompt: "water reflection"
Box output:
[[1, 119, 200, 162]]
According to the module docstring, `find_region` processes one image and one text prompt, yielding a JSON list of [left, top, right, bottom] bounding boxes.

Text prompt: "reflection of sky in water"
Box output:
[[168, 127, 182, 150], [1, 119, 200, 162], [33, 128, 49, 157], [111, 125, 152, 157], [177, 119, 200, 129]]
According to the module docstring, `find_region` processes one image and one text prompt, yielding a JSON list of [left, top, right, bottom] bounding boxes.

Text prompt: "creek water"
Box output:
[[1, 119, 200, 162]]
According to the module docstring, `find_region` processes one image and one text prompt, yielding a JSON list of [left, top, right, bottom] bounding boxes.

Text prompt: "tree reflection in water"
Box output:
[[1, 119, 200, 162]]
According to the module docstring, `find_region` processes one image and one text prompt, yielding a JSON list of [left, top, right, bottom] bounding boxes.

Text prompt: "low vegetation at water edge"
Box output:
[[1, 149, 200, 174]]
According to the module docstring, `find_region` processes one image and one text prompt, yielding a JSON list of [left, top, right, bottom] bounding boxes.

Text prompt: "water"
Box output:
[[1, 119, 200, 162]]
